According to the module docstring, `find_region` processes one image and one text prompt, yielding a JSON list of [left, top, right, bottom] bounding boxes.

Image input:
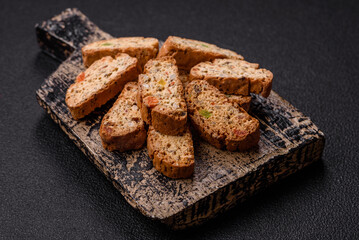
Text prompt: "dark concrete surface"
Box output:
[[0, 0, 358, 239]]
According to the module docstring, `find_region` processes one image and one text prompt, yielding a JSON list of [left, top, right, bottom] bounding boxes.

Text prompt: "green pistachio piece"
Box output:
[[199, 109, 212, 119], [101, 43, 113, 46]]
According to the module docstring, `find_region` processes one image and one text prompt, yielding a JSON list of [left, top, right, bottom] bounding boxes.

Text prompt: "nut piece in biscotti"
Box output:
[[157, 36, 244, 70], [99, 82, 146, 152], [225, 94, 252, 112], [190, 58, 273, 97], [185, 80, 260, 151], [147, 125, 194, 179], [178, 69, 191, 88], [137, 57, 187, 135], [82, 37, 159, 69], [66, 54, 139, 120]]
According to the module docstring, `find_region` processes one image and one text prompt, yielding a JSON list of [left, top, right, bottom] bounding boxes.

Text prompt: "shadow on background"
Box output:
[[33, 51, 61, 84], [175, 159, 325, 237]]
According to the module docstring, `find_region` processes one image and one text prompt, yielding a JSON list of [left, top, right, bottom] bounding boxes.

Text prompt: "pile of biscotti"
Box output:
[[65, 36, 273, 179]]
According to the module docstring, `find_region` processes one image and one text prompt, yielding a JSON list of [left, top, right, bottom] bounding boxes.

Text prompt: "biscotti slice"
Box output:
[[185, 80, 260, 151], [157, 36, 244, 70], [99, 82, 146, 152], [147, 126, 194, 179], [82, 37, 159, 69], [190, 58, 273, 97], [226, 94, 252, 112], [179, 70, 251, 111], [137, 57, 187, 135], [66, 54, 139, 120]]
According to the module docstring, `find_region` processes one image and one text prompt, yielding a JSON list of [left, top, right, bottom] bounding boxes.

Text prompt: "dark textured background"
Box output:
[[0, 0, 358, 239]]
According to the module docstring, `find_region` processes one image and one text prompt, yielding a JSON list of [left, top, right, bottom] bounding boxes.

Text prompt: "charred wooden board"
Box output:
[[35, 8, 111, 61], [35, 8, 325, 229]]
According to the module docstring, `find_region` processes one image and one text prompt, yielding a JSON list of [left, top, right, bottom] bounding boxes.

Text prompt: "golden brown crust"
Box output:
[[82, 37, 159, 70], [135, 90, 187, 135], [100, 126, 146, 152], [65, 54, 139, 120], [147, 126, 194, 179], [136, 88, 150, 123], [151, 109, 187, 136], [190, 58, 273, 98], [196, 76, 250, 95], [99, 82, 146, 152], [158, 36, 244, 70], [226, 95, 252, 112], [185, 80, 260, 151], [249, 70, 273, 98], [137, 57, 187, 135]]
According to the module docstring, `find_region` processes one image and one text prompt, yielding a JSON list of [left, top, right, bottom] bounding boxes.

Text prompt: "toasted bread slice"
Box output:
[[185, 80, 260, 151], [137, 57, 187, 135], [147, 125, 194, 179], [190, 58, 273, 97], [66, 54, 139, 120], [82, 37, 159, 69], [157, 36, 244, 70], [226, 94, 252, 112], [99, 82, 146, 152]]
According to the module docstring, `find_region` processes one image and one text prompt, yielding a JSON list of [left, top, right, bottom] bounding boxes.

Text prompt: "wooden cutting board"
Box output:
[[35, 8, 325, 229]]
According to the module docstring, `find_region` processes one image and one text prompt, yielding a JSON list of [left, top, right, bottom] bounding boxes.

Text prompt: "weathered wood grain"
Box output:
[[35, 9, 325, 229], [35, 8, 112, 61]]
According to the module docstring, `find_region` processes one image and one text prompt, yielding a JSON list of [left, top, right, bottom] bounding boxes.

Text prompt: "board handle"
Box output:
[[35, 8, 111, 61]]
